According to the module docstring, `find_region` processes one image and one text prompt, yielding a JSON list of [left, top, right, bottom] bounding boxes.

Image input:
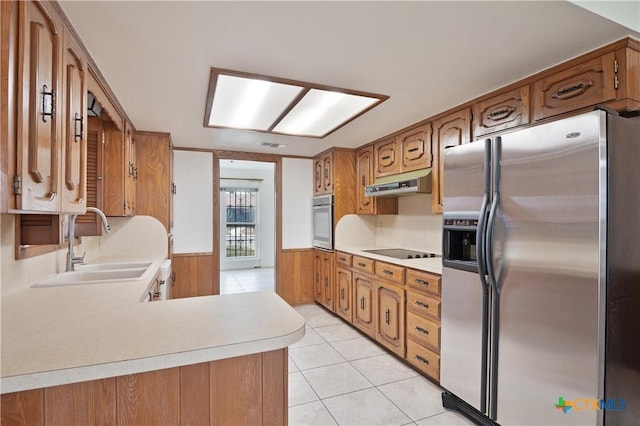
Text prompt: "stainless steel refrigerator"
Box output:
[[440, 109, 640, 425]]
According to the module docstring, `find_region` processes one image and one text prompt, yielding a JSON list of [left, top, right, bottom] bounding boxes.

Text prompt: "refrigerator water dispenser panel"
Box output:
[[443, 214, 479, 273]]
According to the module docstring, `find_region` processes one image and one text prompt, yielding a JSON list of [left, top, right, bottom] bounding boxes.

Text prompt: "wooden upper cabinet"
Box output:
[[135, 131, 173, 233], [356, 145, 398, 215], [533, 52, 616, 121], [322, 152, 334, 193], [432, 109, 471, 214], [60, 29, 87, 213], [312, 152, 334, 195], [75, 117, 104, 236], [313, 158, 323, 194], [399, 123, 432, 172], [14, 1, 62, 212], [374, 137, 399, 177], [473, 86, 530, 138]]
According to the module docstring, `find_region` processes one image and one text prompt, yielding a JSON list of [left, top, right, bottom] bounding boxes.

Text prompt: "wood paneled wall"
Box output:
[[171, 253, 215, 298], [1, 349, 288, 426], [277, 248, 315, 305]]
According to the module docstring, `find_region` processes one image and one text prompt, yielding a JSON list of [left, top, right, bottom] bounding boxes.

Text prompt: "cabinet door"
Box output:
[[533, 53, 616, 121], [124, 122, 136, 216], [399, 123, 432, 172], [322, 152, 334, 193], [321, 252, 334, 311], [432, 109, 471, 214], [60, 29, 86, 213], [313, 158, 323, 195], [135, 132, 172, 231], [336, 266, 352, 323], [15, 1, 61, 211], [74, 117, 104, 236], [313, 251, 324, 305], [376, 282, 405, 357], [374, 138, 399, 177], [473, 86, 530, 138], [356, 146, 374, 214], [352, 273, 375, 337]]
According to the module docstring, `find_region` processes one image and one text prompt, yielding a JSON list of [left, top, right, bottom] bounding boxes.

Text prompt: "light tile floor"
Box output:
[[219, 267, 274, 294], [290, 304, 475, 426]]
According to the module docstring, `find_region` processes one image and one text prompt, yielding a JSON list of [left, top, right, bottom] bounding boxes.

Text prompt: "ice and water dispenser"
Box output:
[[443, 213, 479, 273]]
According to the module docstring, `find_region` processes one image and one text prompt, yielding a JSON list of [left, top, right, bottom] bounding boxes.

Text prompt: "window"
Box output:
[[222, 189, 258, 258]]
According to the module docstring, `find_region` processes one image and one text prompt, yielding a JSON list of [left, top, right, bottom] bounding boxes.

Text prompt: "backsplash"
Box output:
[[375, 194, 442, 253], [335, 194, 443, 253], [1, 214, 100, 296]]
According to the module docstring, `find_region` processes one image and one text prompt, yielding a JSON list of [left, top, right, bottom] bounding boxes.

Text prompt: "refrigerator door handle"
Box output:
[[476, 138, 492, 414], [486, 136, 502, 421]]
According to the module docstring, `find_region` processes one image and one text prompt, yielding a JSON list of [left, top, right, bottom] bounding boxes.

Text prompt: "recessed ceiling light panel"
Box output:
[[204, 68, 388, 138], [272, 89, 379, 137]]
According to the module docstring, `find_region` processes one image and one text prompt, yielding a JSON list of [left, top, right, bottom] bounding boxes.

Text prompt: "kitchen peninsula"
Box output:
[[1, 216, 305, 425]]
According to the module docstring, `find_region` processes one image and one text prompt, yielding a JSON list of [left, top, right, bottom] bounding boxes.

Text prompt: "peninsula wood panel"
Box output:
[[44, 378, 116, 426], [171, 253, 215, 298], [210, 353, 263, 425], [116, 368, 180, 425], [180, 363, 210, 426], [1, 389, 43, 426], [1, 350, 289, 426], [278, 248, 314, 305]]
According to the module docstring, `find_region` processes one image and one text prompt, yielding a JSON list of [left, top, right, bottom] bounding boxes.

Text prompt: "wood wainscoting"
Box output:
[[277, 248, 315, 306], [1, 349, 287, 426]]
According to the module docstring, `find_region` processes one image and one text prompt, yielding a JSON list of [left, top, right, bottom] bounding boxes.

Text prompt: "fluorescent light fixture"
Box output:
[[204, 68, 388, 138]]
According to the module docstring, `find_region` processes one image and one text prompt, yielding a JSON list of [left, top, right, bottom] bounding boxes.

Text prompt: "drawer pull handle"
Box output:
[[74, 113, 84, 141], [487, 106, 515, 121], [381, 155, 391, 160], [385, 309, 391, 325], [415, 354, 430, 365], [416, 326, 429, 335], [340, 288, 345, 300], [415, 301, 429, 309], [552, 80, 593, 100], [415, 279, 428, 286], [41, 84, 55, 122], [362, 176, 366, 186], [339, 257, 346, 261], [358, 262, 366, 267], [407, 147, 420, 153], [383, 270, 393, 275], [360, 297, 365, 310]]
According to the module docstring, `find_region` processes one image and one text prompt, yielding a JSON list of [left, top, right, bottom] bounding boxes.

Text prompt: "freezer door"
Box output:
[[491, 111, 604, 425], [441, 140, 488, 412]]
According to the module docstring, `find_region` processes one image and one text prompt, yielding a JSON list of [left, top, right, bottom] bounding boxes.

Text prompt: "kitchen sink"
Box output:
[[32, 267, 150, 288], [75, 261, 153, 271]]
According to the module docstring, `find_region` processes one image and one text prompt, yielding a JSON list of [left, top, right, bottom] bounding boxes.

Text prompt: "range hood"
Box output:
[[365, 168, 432, 197]]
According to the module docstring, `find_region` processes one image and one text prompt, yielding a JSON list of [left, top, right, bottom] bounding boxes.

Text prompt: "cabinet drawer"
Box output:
[[533, 52, 616, 121], [407, 311, 440, 352], [375, 261, 405, 285], [407, 291, 441, 320], [406, 339, 440, 382], [336, 252, 352, 267], [473, 85, 530, 137], [406, 269, 441, 296], [352, 256, 374, 275]]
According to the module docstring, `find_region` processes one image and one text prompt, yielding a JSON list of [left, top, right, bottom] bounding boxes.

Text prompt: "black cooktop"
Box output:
[[363, 248, 441, 260]]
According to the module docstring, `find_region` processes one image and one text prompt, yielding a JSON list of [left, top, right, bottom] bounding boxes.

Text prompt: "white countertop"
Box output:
[[0, 257, 305, 394], [335, 245, 443, 275]]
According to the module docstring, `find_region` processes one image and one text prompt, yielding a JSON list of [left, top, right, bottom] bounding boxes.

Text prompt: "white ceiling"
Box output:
[[59, 1, 639, 157]]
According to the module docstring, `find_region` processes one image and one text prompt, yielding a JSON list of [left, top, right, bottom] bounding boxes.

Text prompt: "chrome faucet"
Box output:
[[66, 207, 111, 272]]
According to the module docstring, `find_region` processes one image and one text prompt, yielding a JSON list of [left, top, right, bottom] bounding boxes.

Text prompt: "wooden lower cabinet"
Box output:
[[352, 273, 375, 337], [336, 266, 353, 322], [375, 282, 406, 357], [1, 349, 287, 426], [171, 253, 215, 298], [313, 249, 334, 311], [406, 339, 440, 381]]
